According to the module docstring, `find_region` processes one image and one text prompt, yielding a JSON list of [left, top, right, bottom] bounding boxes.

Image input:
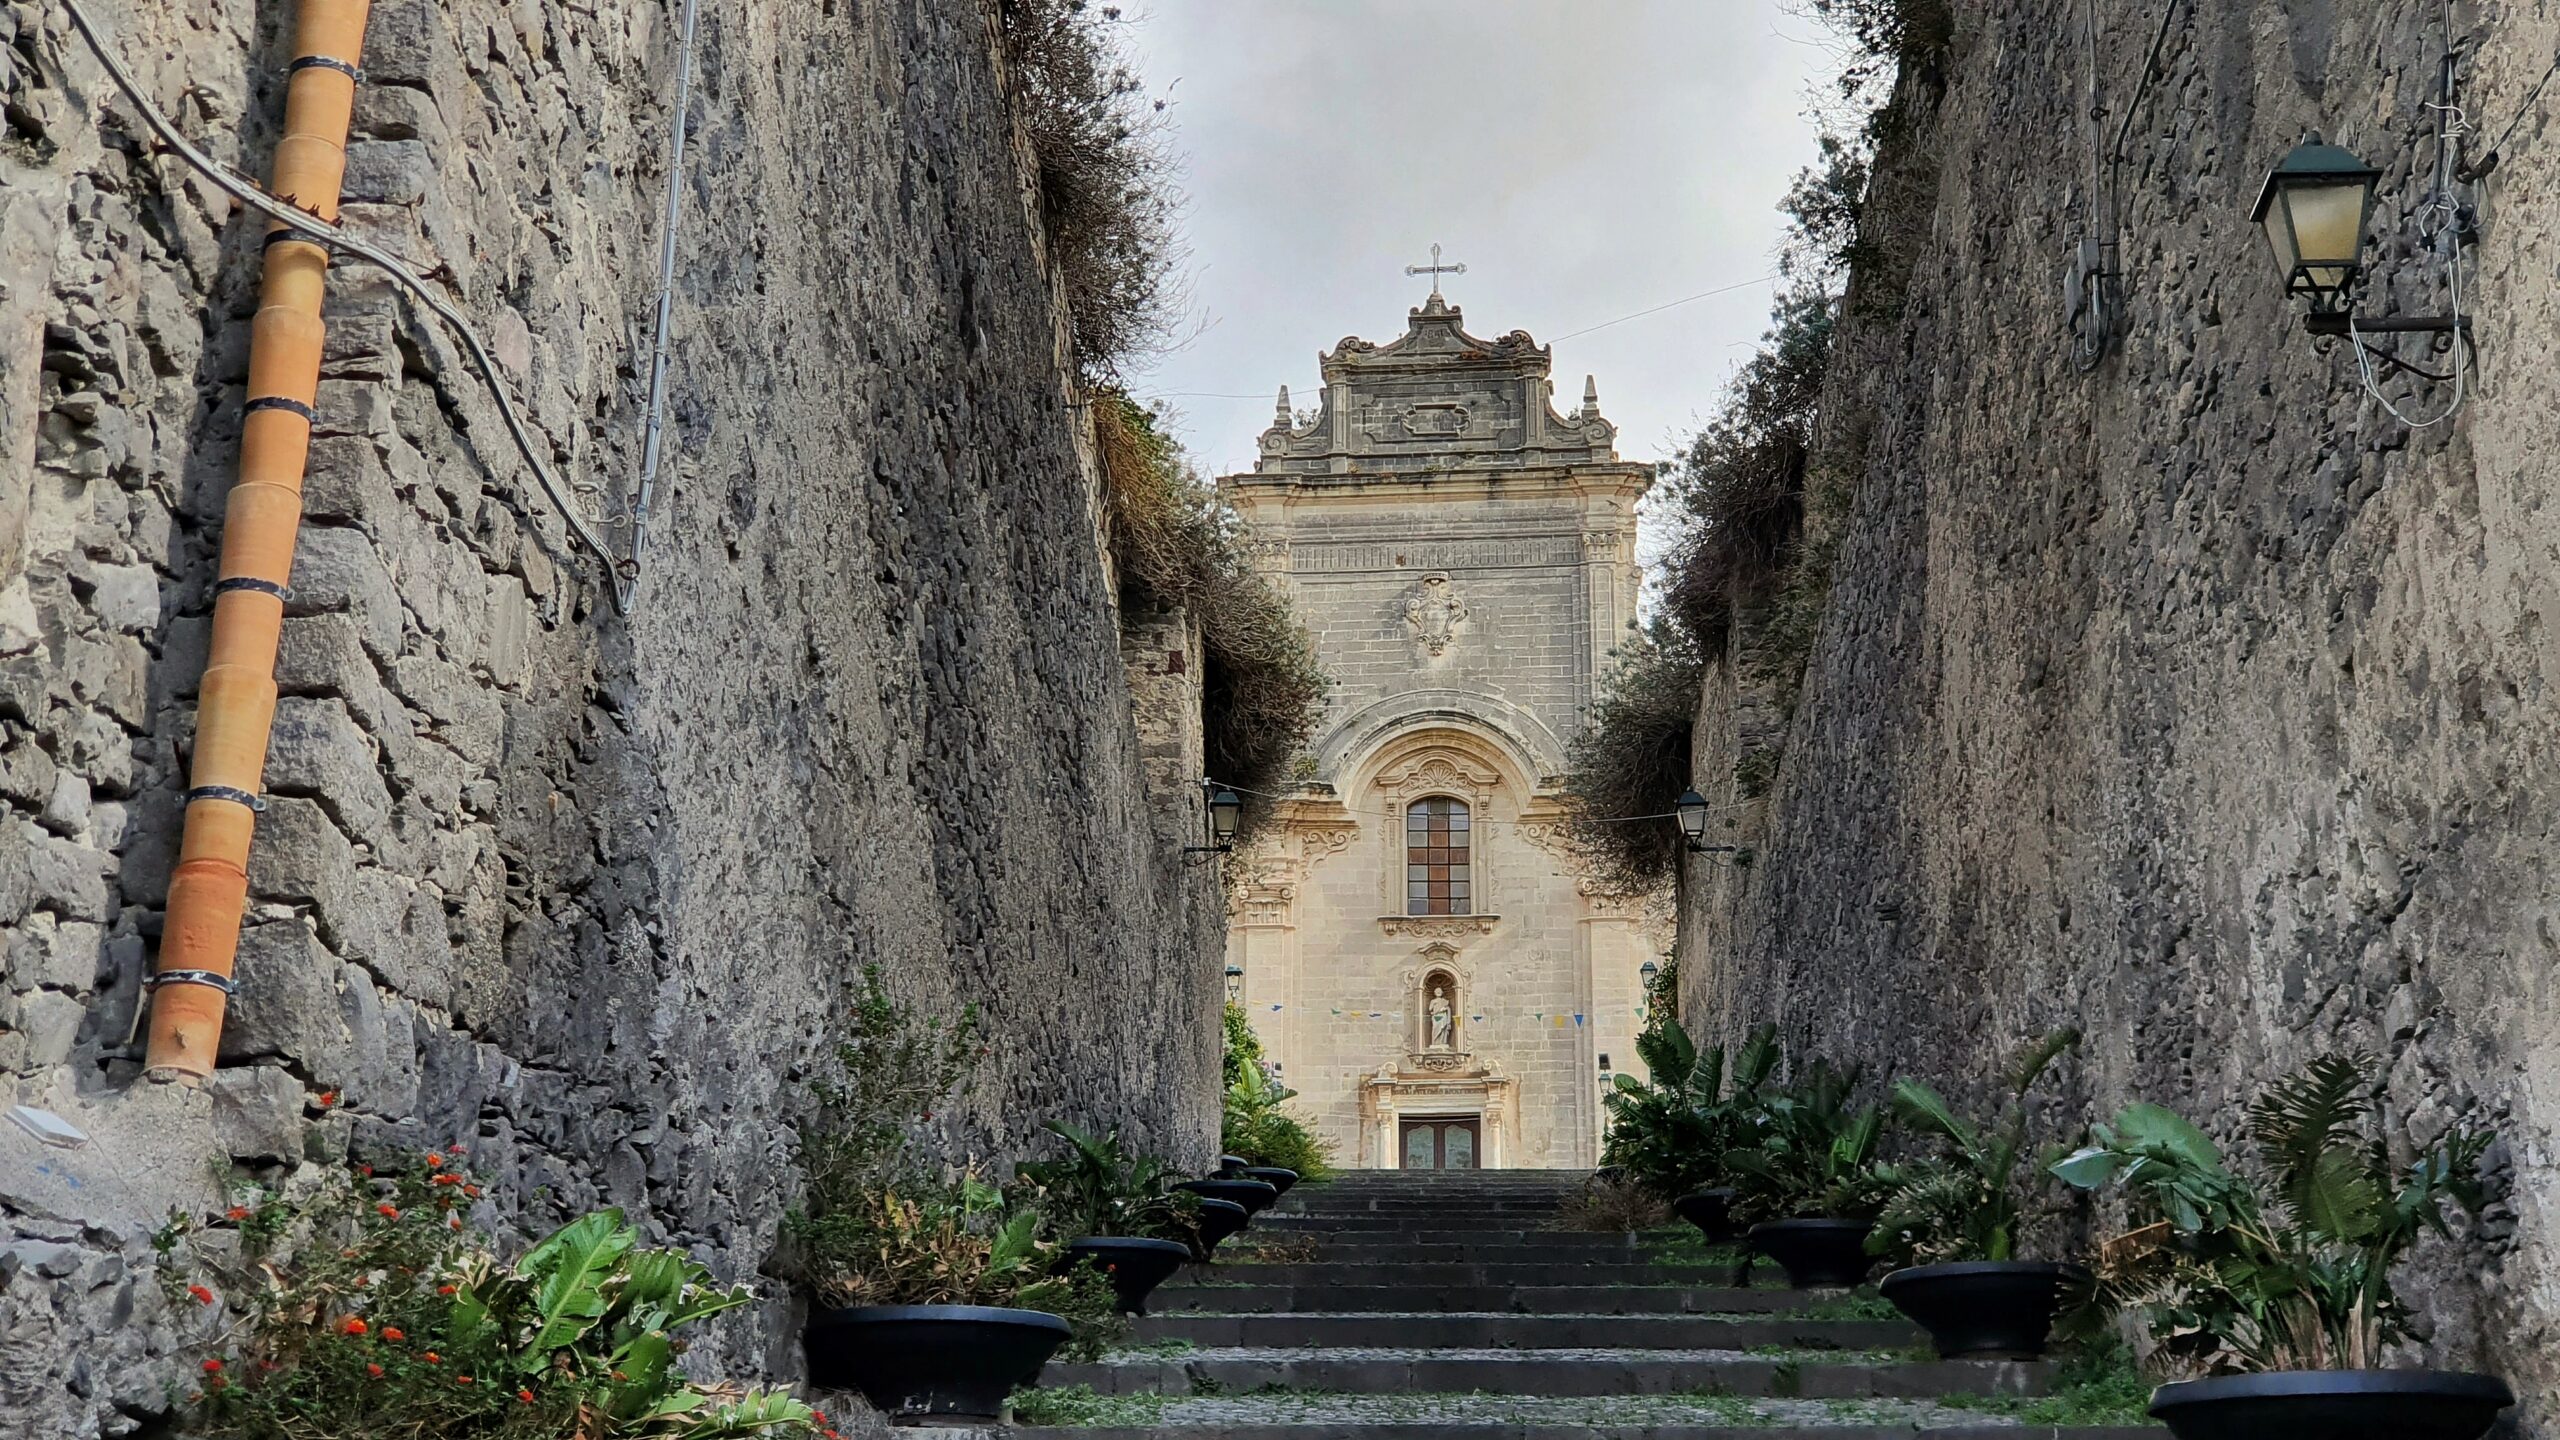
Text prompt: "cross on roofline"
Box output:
[[1405, 243, 1466, 300]]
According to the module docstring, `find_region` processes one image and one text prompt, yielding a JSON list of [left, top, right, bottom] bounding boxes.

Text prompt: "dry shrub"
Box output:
[[1558, 624, 1704, 893], [1558, 1173, 1674, 1233], [1095, 394, 1326, 806], [998, 0, 1182, 377]]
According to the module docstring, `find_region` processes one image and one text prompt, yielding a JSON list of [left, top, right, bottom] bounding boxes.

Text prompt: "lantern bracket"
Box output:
[[2305, 312, 2474, 384]]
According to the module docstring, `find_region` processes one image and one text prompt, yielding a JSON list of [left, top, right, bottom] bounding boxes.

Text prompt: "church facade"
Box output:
[[1219, 291, 1668, 1170]]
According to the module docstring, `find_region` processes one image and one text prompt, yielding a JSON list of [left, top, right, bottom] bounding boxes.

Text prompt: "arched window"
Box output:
[[1404, 797, 1472, 915]]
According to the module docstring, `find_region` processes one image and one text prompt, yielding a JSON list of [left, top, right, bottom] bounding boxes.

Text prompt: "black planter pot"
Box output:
[[1879, 1261, 2088, 1359], [804, 1304, 1069, 1424], [1217, 1154, 1251, 1175], [1747, 1219, 1876, 1288], [2148, 1370, 2514, 1440], [1064, 1236, 1190, 1315], [1193, 1197, 1251, 1252], [1242, 1165, 1300, 1196], [1672, 1187, 1740, 1243], [1177, 1177, 1280, 1215]]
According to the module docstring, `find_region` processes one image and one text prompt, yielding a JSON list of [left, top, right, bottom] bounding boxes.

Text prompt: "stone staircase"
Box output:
[[1011, 1169, 2159, 1438]]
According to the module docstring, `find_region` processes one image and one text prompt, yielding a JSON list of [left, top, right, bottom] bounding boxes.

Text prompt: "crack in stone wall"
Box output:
[[0, 1, 1223, 1434], [1681, 1, 2559, 1429]]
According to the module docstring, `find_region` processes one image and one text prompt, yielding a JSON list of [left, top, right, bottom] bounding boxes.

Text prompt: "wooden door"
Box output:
[[1398, 1118, 1481, 1170]]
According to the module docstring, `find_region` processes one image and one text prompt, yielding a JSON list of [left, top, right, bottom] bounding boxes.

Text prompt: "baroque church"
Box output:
[[1220, 287, 1670, 1170]]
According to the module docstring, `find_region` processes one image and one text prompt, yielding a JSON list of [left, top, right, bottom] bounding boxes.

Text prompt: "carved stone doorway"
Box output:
[[1400, 1117, 1481, 1170]]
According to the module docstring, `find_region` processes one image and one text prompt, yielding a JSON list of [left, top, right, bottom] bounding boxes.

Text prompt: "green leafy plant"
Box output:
[[1220, 1003, 1334, 1179], [171, 1159, 816, 1440], [1721, 1057, 1899, 1224], [1011, 1120, 1203, 1248], [1867, 1027, 2080, 1266], [785, 970, 1117, 1353], [1602, 1019, 1783, 1200], [2053, 1055, 2493, 1376]]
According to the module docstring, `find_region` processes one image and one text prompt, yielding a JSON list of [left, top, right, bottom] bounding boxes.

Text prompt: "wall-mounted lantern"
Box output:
[[1674, 790, 1738, 855], [1598, 1053, 1614, 1091], [1639, 959, 1660, 987], [1185, 780, 1243, 856], [1224, 964, 1244, 1002], [2252, 135, 2383, 315]]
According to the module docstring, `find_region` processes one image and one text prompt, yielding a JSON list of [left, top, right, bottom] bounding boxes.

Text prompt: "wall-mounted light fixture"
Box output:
[[1224, 964, 1244, 1002], [1675, 791, 1739, 855], [1598, 1053, 1614, 1091], [1639, 959, 1660, 987], [1185, 779, 1243, 857]]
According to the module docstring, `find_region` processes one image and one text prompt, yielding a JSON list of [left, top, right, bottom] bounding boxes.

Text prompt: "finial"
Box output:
[[1581, 375, 1600, 418], [1275, 384, 1292, 425]]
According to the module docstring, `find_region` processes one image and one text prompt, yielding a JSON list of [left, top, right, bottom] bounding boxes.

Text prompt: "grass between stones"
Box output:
[[1936, 1342, 2159, 1427], [1009, 1387, 2111, 1428]]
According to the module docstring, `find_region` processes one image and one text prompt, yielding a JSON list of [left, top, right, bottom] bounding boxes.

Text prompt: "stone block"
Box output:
[[0, 737, 54, 808], [287, 526, 405, 661], [265, 697, 395, 843], [7, 913, 103, 991], [73, 559, 159, 635], [4, 989, 86, 1070], [20, 828, 112, 922], [207, 1066, 306, 1163], [38, 769, 88, 836], [219, 923, 350, 1069], [300, 436, 400, 526]]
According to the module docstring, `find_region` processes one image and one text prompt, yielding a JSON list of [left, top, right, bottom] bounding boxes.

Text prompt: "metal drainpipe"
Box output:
[[145, 0, 374, 1083]]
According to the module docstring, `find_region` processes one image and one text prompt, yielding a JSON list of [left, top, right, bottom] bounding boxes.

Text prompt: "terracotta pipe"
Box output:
[[147, 0, 373, 1083]]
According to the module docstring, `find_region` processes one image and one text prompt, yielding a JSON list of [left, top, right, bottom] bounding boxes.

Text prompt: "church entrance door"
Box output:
[[1399, 1117, 1481, 1170]]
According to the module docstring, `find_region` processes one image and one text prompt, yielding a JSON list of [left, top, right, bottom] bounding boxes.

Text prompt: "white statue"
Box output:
[[1427, 987, 1454, 1050]]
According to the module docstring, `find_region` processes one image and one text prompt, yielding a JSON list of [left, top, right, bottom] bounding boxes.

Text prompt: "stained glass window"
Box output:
[[1404, 797, 1471, 916]]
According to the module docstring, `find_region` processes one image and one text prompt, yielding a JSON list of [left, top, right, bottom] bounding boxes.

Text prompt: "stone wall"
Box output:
[[0, 1, 1223, 1434], [1679, 0, 2560, 1427]]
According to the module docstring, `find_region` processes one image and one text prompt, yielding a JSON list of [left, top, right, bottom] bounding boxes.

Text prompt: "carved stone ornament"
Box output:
[[1412, 1051, 1471, 1073], [1403, 572, 1470, 657], [1378, 914, 1498, 939]]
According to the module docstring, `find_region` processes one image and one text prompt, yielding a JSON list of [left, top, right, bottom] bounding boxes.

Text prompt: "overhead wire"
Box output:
[[1208, 777, 1760, 828]]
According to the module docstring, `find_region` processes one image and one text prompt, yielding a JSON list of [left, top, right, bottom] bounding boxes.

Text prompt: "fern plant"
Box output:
[[1721, 1057, 1900, 1223], [1601, 1019, 1781, 1199], [2053, 1055, 2491, 1376], [1868, 1027, 2080, 1265], [1010, 1121, 1202, 1246]]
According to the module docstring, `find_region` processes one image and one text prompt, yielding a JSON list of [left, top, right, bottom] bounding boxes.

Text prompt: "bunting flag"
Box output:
[[1574, 1013, 1586, 1026]]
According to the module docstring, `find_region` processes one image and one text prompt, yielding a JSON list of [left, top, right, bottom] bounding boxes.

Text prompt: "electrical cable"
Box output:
[[58, 0, 630, 612], [626, 0, 702, 600], [1208, 776, 1759, 829]]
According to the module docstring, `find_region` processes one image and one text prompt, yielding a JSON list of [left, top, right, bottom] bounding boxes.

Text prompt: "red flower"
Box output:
[[517, 1388, 535, 1404], [367, 1363, 385, 1379], [381, 1327, 405, 1343], [463, 1185, 482, 1198], [376, 1203, 400, 1218], [447, 1143, 466, 1154], [447, 1216, 463, 1231], [201, 1359, 224, 1374], [316, 1090, 338, 1108], [225, 1206, 250, 1221], [423, 1352, 441, 1365], [425, 1153, 444, 1169], [432, 1172, 461, 1186], [456, 1374, 473, 1386], [358, 1164, 374, 1177], [612, 1370, 629, 1382], [341, 1317, 368, 1336], [187, 1284, 216, 1305], [438, 1285, 457, 1296]]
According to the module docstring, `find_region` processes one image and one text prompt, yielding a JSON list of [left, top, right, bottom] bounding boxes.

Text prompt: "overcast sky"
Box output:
[[1121, 1, 1842, 481]]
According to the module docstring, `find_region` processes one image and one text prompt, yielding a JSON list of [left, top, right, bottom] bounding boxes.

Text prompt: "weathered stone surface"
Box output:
[[1677, 4, 2560, 1434], [0, 0, 1223, 1432]]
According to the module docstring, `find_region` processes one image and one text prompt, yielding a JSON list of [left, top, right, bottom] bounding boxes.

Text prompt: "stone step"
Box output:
[[1151, 1284, 1797, 1314], [1174, 1261, 1744, 1287], [999, 1392, 2154, 1440], [1044, 1347, 2045, 1400], [1280, 1199, 1575, 1214], [1131, 1311, 1917, 1351], [1230, 1241, 1679, 1264]]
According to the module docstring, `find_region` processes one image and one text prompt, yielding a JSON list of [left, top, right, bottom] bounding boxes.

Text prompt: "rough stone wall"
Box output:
[[1681, 0, 2560, 1425], [0, 0, 1222, 1434]]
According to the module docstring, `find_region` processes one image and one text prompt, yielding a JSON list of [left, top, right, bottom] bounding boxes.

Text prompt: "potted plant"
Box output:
[[2054, 1055, 2508, 1440], [1868, 1027, 2088, 1358], [1012, 1120, 1203, 1312], [1220, 1002, 1336, 1183], [1721, 1057, 1899, 1287], [1602, 1019, 1781, 1242], [788, 967, 1112, 1424]]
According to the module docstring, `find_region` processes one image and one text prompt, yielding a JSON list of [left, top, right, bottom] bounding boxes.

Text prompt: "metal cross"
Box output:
[[1405, 243, 1466, 299]]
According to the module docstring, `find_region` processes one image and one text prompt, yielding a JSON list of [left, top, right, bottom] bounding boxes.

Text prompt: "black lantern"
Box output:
[[2250, 134, 2381, 316], [1187, 781, 1242, 855], [1640, 960, 1660, 986], [1674, 790, 1710, 850], [1224, 964, 1244, 1002]]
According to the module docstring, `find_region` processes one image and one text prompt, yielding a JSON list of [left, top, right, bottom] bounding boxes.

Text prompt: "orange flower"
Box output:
[[425, 1152, 443, 1169], [432, 1172, 460, 1186], [381, 1327, 405, 1343], [463, 1185, 482, 1198], [612, 1370, 629, 1382], [447, 1216, 463, 1231], [201, 1358, 224, 1374], [225, 1206, 250, 1221], [187, 1284, 215, 1305], [367, 1363, 385, 1379], [438, 1285, 457, 1296], [341, 1317, 368, 1336], [423, 1352, 442, 1365], [456, 1374, 473, 1385], [376, 1203, 400, 1219]]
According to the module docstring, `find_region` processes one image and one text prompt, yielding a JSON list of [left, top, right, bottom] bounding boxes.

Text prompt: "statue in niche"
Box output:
[[1426, 982, 1455, 1051], [1404, 572, 1469, 657]]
